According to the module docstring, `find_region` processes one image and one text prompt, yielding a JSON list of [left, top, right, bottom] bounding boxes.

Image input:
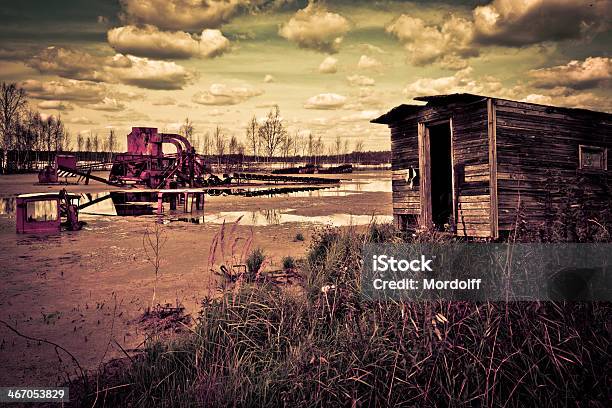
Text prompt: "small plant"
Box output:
[[295, 232, 305, 241], [246, 247, 266, 279], [143, 221, 167, 311], [282, 256, 295, 270]]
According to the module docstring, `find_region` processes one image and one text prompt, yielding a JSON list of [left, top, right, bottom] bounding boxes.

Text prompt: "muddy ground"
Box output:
[[0, 171, 392, 387]]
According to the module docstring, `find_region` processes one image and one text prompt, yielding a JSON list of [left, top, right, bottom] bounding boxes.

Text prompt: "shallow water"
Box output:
[[0, 175, 392, 227], [176, 209, 392, 226]]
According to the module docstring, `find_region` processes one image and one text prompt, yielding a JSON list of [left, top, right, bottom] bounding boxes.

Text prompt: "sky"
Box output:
[[0, 0, 610, 152]]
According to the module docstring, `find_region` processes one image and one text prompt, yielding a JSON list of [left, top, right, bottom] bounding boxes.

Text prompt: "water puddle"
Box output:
[[176, 209, 392, 226]]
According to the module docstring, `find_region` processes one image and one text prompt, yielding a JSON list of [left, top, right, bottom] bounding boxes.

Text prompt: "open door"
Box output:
[[419, 121, 454, 231]]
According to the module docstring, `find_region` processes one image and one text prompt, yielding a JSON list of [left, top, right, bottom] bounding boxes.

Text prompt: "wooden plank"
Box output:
[[458, 194, 490, 203], [488, 98, 499, 239], [418, 121, 432, 228]]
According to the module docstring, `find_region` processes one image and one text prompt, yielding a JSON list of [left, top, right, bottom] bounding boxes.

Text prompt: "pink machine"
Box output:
[[16, 191, 81, 234], [108, 127, 211, 188], [38, 155, 78, 184]]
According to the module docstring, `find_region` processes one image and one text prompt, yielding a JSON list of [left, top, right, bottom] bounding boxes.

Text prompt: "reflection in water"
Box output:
[[202, 209, 392, 226], [0, 175, 393, 226]]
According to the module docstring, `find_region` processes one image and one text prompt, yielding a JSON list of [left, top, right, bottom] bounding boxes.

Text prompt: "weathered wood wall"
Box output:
[[389, 99, 492, 237], [494, 99, 612, 232]]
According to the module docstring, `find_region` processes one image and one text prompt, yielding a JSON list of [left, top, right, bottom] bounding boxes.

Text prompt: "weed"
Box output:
[[282, 256, 295, 270]]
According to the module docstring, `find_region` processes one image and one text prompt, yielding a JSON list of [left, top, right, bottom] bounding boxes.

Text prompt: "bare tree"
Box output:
[[334, 135, 342, 164], [213, 126, 226, 167], [85, 136, 92, 152], [353, 139, 364, 164], [180, 117, 197, 151], [246, 115, 259, 162], [0, 82, 27, 172], [228, 135, 239, 155], [202, 131, 212, 156], [92, 132, 100, 152], [77, 133, 84, 152], [106, 129, 117, 152], [258, 106, 286, 160]]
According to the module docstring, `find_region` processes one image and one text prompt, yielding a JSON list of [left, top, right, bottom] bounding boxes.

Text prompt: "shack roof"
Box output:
[[371, 93, 612, 125]]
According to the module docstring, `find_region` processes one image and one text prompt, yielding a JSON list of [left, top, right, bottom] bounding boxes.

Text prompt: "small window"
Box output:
[[26, 200, 58, 222], [579, 145, 607, 171]]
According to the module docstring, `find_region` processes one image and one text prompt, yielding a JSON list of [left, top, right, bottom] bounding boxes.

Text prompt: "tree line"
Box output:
[[179, 105, 369, 167], [0, 81, 384, 173], [0, 82, 121, 173]]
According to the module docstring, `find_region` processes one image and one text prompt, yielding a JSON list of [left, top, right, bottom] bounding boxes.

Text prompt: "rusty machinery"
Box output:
[[106, 127, 216, 188]]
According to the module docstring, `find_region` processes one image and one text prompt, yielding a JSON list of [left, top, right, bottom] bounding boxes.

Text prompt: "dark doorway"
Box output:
[[428, 122, 453, 230]]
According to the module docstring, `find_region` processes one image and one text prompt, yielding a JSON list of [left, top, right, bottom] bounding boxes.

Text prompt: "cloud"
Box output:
[[522, 89, 611, 112], [403, 67, 507, 98], [344, 87, 387, 110], [104, 54, 194, 89], [529, 57, 612, 90], [279, 4, 350, 53], [21, 79, 107, 102], [386, 15, 477, 69], [304, 93, 347, 110], [69, 116, 97, 125], [263, 74, 275, 83], [87, 97, 127, 112], [37, 100, 74, 111], [27, 47, 101, 81], [119, 0, 243, 31], [402, 67, 612, 112], [357, 55, 382, 70], [473, 0, 611, 46], [347, 74, 375, 87], [318, 56, 338, 74], [27, 47, 194, 90], [108, 25, 230, 59], [192, 83, 263, 105], [152, 97, 178, 106]]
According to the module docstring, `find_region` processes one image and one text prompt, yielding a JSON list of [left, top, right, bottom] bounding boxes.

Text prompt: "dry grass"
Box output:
[[76, 222, 611, 407]]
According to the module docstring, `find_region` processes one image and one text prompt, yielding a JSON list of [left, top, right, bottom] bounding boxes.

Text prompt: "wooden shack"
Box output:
[[372, 93, 611, 238]]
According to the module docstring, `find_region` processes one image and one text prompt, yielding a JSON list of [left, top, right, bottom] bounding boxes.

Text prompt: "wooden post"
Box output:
[[487, 99, 499, 239], [418, 122, 432, 229]]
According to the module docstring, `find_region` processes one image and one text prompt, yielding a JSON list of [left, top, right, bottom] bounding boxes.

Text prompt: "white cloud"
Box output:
[[279, 4, 350, 53], [69, 116, 97, 125], [263, 74, 275, 83], [192, 83, 263, 105], [347, 74, 375, 87], [27, 47, 194, 90], [21, 79, 107, 102], [529, 57, 612, 90], [386, 15, 477, 69], [119, 0, 243, 31], [304, 93, 347, 110], [403, 67, 506, 98], [104, 54, 194, 89], [357, 55, 382, 70], [87, 97, 127, 112], [318, 56, 338, 74], [37, 100, 74, 111], [473, 0, 611, 46], [108, 25, 230, 59]]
